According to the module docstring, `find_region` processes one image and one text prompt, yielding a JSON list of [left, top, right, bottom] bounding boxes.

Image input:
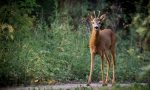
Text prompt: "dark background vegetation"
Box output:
[[0, 0, 150, 87]]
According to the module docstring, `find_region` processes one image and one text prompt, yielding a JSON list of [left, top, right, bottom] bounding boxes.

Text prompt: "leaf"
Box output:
[[127, 48, 135, 55], [10, 35, 14, 40], [136, 27, 146, 36]]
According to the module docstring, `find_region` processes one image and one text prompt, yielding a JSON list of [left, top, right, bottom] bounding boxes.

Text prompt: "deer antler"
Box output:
[[99, 14, 106, 21], [93, 11, 96, 18], [98, 11, 101, 18]]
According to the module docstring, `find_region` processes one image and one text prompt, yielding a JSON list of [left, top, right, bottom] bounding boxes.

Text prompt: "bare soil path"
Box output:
[[0, 83, 146, 90]]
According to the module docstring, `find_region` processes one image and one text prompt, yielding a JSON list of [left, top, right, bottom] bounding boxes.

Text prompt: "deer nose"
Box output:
[[95, 26, 98, 29]]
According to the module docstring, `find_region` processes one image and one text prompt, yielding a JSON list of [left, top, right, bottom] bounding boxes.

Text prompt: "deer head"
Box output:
[[88, 11, 106, 31]]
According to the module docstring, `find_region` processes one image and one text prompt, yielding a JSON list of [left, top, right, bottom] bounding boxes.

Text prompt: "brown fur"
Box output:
[[89, 29, 116, 54]]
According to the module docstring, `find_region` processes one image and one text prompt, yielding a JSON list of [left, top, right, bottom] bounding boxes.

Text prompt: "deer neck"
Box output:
[[89, 29, 100, 48]]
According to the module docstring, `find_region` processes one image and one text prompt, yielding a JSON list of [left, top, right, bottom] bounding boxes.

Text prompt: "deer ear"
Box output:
[[87, 15, 94, 23], [99, 14, 106, 21], [87, 11, 94, 21]]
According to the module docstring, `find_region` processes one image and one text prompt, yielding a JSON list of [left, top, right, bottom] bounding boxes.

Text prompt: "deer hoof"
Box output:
[[102, 83, 108, 86], [99, 81, 107, 86], [112, 80, 116, 86], [112, 82, 116, 86], [87, 83, 91, 86]]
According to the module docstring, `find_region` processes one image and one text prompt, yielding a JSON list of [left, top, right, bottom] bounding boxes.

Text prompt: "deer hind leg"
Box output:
[[103, 50, 110, 86], [111, 47, 116, 85], [87, 53, 95, 86]]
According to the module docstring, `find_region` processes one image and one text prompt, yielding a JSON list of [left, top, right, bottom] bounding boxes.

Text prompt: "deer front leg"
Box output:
[[99, 52, 105, 86], [87, 53, 95, 86]]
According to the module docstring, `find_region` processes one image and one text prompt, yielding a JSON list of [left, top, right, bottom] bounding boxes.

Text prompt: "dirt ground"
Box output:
[[1, 83, 143, 90]]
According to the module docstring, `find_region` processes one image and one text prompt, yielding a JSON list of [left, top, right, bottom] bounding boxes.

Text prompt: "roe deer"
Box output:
[[87, 11, 116, 86]]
